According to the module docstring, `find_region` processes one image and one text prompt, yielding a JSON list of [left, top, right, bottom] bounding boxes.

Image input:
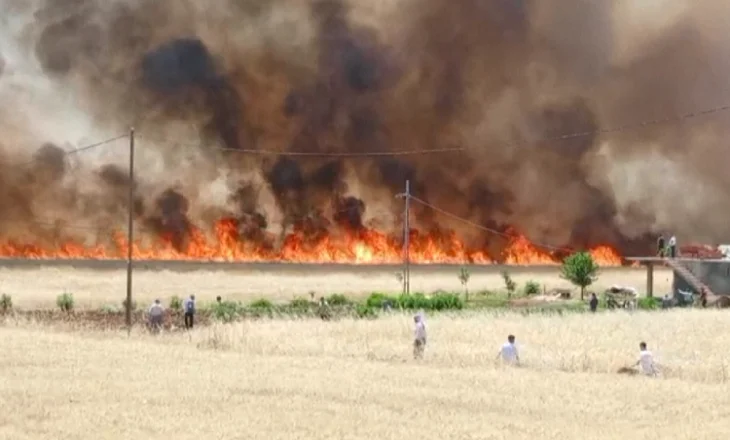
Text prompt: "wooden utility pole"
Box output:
[[396, 180, 411, 295], [125, 127, 135, 334]]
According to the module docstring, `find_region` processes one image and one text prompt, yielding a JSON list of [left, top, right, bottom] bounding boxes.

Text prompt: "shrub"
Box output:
[[212, 300, 244, 323], [397, 293, 431, 310], [637, 296, 661, 310], [356, 303, 377, 319], [502, 271, 517, 298], [249, 298, 274, 309], [121, 298, 137, 312], [524, 280, 540, 296], [365, 293, 396, 309], [289, 297, 313, 309], [169, 295, 183, 311], [428, 292, 464, 310], [327, 293, 350, 306], [56, 293, 74, 312], [0, 294, 12, 312], [100, 304, 119, 314]]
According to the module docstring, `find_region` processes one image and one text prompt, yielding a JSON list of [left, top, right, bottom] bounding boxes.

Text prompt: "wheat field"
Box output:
[[0, 265, 671, 309], [1, 309, 728, 440]]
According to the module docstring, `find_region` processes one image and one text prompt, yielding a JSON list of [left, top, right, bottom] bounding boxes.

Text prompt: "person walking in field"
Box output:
[[634, 342, 658, 377], [413, 313, 427, 360], [496, 334, 520, 366], [183, 294, 196, 329], [148, 299, 164, 333]]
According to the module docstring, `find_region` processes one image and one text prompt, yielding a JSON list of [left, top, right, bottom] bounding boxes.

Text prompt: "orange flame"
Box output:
[[0, 218, 623, 265]]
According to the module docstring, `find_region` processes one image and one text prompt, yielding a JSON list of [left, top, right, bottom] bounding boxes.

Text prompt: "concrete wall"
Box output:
[[673, 260, 730, 295]]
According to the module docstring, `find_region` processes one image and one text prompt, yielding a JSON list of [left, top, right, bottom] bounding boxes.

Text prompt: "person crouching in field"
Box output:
[[413, 313, 427, 360], [148, 299, 164, 334], [635, 342, 658, 377], [496, 334, 520, 366]]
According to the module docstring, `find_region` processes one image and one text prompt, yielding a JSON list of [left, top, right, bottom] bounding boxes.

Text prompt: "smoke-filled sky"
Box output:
[[0, 0, 729, 256]]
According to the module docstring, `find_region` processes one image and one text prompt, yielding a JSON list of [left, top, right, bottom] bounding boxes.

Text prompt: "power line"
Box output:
[[6, 134, 128, 169], [409, 195, 572, 253], [137, 102, 730, 157]]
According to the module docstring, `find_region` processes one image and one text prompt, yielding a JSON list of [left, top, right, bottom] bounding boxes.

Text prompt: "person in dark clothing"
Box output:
[[657, 235, 665, 257], [183, 294, 196, 329], [589, 293, 599, 312]]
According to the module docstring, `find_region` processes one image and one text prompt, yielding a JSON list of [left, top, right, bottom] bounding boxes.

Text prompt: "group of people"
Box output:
[[147, 294, 200, 332], [657, 234, 678, 258], [412, 314, 659, 376]]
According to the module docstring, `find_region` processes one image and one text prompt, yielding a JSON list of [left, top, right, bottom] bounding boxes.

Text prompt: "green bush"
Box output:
[[524, 281, 540, 296], [0, 294, 12, 312], [100, 304, 119, 314], [169, 296, 183, 311], [249, 298, 274, 309], [121, 298, 137, 312], [397, 293, 431, 310], [327, 294, 350, 306], [365, 292, 464, 311], [356, 303, 377, 318], [637, 296, 661, 310], [428, 292, 464, 310], [289, 297, 313, 309], [365, 293, 396, 309], [56, 293, 74, 312], [212, 300, 245, 323]]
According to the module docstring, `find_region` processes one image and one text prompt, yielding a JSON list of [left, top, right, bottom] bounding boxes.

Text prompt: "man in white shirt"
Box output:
[[635, 342, 658, 377], [668, 235, 677, 258], [413, 313, 427, 360], [496, 334, 520, 366], [148, 299, 164, 333]]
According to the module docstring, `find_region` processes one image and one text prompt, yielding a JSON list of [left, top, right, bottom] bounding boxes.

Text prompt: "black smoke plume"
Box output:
[[0, 0, 728, 260]]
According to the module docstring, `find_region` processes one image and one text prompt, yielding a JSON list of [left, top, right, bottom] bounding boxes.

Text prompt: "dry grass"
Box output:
[[1, 309, 728, 439], [0, 266, 672, 309]]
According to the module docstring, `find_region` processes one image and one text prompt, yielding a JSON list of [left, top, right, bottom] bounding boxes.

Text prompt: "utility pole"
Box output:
[[396, 180, 411, 295], [125, 127, 135, 334]]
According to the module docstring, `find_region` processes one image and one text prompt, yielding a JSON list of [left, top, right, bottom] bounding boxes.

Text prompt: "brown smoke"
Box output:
[[0, 0, 729, 258]]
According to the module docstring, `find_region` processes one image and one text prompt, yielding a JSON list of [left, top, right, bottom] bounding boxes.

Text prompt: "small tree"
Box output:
[[560, 251, 599, 300], [501, 271, 517, 299], [458, 267, 471, 301], [524, 280, 540, 296]]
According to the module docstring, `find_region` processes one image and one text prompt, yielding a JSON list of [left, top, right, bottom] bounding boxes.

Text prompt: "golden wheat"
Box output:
[[0, 309, 728, 440], [1, 266, 671, 309]]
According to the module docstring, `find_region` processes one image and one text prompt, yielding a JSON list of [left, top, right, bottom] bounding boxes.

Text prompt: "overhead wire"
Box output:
[[136, 102, 730, 157]]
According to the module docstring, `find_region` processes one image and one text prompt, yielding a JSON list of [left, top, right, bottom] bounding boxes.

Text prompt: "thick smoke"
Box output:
[[0, 0, 729, 259]]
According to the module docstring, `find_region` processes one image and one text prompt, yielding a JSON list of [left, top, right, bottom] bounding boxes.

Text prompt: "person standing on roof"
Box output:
[[657, 234, 666, 257], [668, 235, 677, 258], [183, 294, 196, 329]]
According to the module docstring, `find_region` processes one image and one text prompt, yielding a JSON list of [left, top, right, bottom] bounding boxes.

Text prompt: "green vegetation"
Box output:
[[122, 298, 137, 312], [56, 293, 74, 312], [457, 267, 471, 301], [501, 271, 517, 299], [524, 280, 540, 296], [169, 295, 183, 311], [0, 294, 12, 312], [560, 252, 599, 300], [637, 296, 661, 310]]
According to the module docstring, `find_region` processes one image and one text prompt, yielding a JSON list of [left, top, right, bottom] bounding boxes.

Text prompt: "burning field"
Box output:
[[0, 0, 729, 264]]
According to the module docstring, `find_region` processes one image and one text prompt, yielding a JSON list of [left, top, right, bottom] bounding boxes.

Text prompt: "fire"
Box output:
[[0, 218, 623, 265]]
